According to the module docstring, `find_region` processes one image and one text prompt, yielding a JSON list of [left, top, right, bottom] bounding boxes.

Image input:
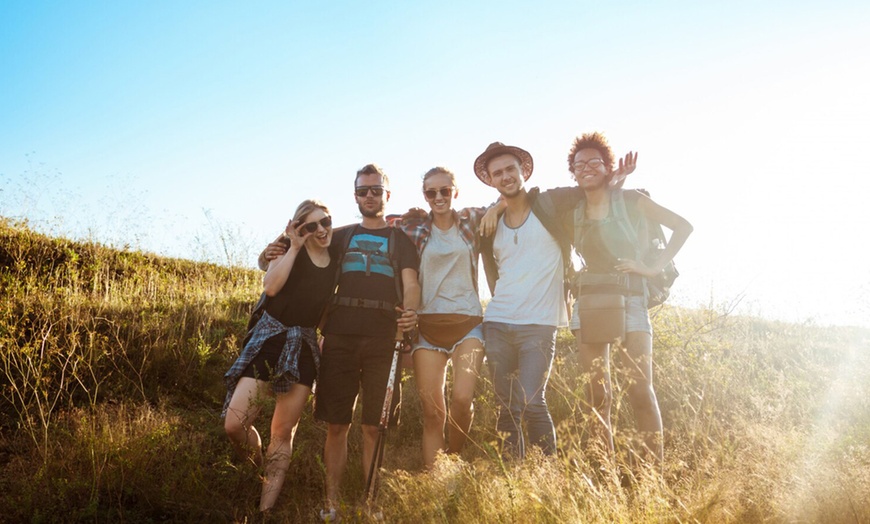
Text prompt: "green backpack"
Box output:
[[573, 189, 679, 309]]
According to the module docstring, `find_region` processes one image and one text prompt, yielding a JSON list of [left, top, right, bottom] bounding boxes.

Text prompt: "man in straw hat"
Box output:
[[473, 141, 581, 459], [474, 141, 636, 459]]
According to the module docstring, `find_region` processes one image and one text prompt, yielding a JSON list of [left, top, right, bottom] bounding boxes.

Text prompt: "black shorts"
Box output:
[[314, 334, 401, 426], [241, 334, 317, 389]]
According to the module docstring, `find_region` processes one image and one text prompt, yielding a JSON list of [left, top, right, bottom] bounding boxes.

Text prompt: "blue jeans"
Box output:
[[483, 322, 557, 458]]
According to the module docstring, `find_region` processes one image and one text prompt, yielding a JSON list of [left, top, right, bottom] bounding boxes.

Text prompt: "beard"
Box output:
[[359, 199, 385, 218], [496, 183, 522, 199]]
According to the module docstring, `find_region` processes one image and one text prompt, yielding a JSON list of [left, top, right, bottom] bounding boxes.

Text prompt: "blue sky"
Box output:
[[2, 1, 869, 326]]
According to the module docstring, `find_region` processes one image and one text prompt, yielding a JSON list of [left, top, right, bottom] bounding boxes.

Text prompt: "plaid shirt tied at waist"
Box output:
[[222, 311, 319, 417]]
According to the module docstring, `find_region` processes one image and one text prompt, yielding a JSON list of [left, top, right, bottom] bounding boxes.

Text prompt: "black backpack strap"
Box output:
[[388, 227, 404, 307], [329, 225, 404, 312], [332, 296, 396, 312], [530, 188, 576, 308], [572, 198, 586, 259], [240, 291, 269, 349], [328, 224, 358, 307], [246, 292, 268, 331]]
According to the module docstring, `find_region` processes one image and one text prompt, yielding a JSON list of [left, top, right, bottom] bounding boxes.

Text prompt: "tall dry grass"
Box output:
[[1, 218, 869, 522]]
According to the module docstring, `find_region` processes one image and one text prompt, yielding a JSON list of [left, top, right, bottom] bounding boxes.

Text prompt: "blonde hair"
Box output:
[[292, 199, 330, 223], [422, 166, 458, 191]]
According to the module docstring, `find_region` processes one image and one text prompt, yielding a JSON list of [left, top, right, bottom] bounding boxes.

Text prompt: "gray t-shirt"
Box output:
[[419, 224, 482, 316]]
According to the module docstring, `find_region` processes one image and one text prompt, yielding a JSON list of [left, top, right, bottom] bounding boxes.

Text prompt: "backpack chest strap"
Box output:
[[332, 296, 396, 312]]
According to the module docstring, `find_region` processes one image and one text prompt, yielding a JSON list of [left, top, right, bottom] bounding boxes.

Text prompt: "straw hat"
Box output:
[[473, 142, 534, 185]]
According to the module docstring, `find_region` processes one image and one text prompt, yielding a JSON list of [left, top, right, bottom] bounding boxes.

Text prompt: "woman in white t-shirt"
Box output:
[[391, 167, 499, 469]]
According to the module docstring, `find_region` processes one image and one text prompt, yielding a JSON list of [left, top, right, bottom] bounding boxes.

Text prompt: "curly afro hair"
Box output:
[[566, 132, 615, 175]]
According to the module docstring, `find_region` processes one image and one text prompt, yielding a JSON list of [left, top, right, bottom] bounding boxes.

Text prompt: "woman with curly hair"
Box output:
[[567, 132, 692, 466]]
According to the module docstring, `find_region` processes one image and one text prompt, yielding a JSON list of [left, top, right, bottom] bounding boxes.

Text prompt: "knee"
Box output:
[[224, 417, 246, 442], [627, 381, 658, 409], [523, 396, 550, 419], [361, 424, 380, 441], [504, 403, 524, 423], [419, 390, 446, 414], [585, 376, 613, 410], [270, 421, 297, 443], [422, 403, 446, 427], [326, 424, 350, 442], [491, 375, 516, 404], [451, 392, 474, 415]]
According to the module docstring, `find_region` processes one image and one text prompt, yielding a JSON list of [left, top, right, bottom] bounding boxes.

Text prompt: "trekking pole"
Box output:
[[364, 328, 410, 503]]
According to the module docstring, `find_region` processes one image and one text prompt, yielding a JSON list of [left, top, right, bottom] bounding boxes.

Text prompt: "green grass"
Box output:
[[2, 217, 869, 522]]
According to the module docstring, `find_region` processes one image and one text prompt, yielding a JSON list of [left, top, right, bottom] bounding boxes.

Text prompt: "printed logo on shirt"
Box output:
[[343, 234, 395, 278]]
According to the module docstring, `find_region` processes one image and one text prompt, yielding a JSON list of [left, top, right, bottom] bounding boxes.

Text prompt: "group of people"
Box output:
[[221, 133, 693, 517]]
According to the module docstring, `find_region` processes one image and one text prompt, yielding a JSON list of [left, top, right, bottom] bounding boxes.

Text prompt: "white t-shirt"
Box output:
[[419, 224, 483, 316], [484, 211, 568, 327]]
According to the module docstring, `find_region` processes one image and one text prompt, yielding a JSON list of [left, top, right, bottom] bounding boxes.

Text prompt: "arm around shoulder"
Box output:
[[258, 233, 290, 271]]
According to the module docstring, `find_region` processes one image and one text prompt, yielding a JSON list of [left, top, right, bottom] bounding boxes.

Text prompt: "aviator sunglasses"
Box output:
[[298, 216, 332, 234], [354, 185, 385, 197], [423, 187, 454, 200]]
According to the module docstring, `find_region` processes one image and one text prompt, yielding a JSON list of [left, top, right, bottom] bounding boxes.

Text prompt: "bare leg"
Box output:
[[224, 377, 268, 466], [575, 334, 614, 457], [447, 339, 484, 455], [619, 331, 663, 466], [324, 423, 350, 510], [413, 349, 449, 469], [259, 384, 311, 512]]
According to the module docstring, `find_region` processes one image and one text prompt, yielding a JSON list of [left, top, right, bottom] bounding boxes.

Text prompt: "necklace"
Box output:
[[504, 209, 529, 245]]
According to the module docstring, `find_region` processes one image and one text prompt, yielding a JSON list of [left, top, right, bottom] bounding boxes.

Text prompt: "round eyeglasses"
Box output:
[[572, 159, 605, 172]]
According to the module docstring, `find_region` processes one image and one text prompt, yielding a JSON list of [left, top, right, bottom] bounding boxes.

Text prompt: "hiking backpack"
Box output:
[[573, 189, 679, 308], [328, 224, 405, 314]]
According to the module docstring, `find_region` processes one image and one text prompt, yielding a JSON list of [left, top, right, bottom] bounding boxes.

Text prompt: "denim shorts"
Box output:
[[411, 324, 484, 356], [570, 294, 652, 335]]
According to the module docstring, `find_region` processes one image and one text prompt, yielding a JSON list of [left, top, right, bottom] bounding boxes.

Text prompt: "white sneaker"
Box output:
[[319, 508, 339, 522]]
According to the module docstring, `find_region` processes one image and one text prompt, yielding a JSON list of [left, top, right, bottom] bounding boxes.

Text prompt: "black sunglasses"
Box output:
[[299, 216, 332, 234], [423, 187, 454, 200], [355, 185, 385, 197]]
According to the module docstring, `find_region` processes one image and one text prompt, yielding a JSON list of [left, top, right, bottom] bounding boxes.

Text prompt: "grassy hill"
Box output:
[[2, 218, 869, 523]]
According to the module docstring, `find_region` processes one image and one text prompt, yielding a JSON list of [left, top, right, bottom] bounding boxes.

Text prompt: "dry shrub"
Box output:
[[382, 451, 685, 523], [1, 221, 258, 429]]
